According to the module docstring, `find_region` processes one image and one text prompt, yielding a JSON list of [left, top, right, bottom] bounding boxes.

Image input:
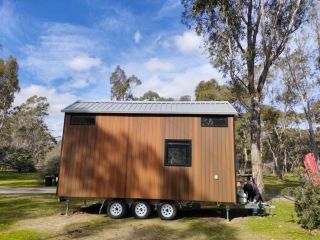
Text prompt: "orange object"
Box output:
[[304, 153, 320, 185]]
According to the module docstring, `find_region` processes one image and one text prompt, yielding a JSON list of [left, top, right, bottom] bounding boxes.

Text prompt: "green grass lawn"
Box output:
[[264, 174, 301, 195], [0, 194, 97, 240], [0, 174, 318, 240], [0, 171, 44, 188]]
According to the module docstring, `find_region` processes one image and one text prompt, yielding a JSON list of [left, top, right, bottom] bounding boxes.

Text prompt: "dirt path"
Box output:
[[0, 187, 56, 194]]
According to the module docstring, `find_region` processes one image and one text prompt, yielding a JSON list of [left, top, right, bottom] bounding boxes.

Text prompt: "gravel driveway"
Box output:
[[0, 187, 56, 194]]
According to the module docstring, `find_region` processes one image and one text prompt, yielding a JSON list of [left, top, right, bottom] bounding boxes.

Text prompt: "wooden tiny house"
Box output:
[[58, 101, 238, 219]]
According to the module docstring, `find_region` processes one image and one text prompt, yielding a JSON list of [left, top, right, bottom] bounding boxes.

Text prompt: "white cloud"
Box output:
[[0, 1, 20, 42], [174, 31, 204, 55], [155, 0, 181, 19], [14, 85, 77, 136], [99, 7, 135, 32], [145, 57, 174, 72], [134, 63, 224, 99], [21, 23, 108, 89], [66, 55, 102, 71], [134, 31, 142, 43]]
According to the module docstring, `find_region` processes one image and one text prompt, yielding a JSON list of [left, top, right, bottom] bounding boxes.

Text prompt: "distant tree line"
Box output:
[[0, 57, 57, 173]]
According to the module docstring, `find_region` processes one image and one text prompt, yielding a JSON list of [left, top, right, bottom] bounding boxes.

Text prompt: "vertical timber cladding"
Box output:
[[58, 114, 236, 203]]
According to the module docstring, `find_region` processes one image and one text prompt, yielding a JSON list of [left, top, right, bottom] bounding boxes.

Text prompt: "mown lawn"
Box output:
[[0, 171, 44, 188], [264, 174, 301, 195], [0, 174, 318, 240]]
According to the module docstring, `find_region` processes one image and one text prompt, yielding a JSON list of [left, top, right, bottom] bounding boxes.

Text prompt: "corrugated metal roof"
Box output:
[[62, 101, 238, 115]]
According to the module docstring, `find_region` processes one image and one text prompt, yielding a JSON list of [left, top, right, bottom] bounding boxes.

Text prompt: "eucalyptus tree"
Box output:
[[110, 65, 141, 101], [0, 57, 19, 137], [277, 40, 320, 163], [11, 96, 55, 165], [139, 90, 161, 101], [179, 95, 191, 101], [182, 0, 313, 192]]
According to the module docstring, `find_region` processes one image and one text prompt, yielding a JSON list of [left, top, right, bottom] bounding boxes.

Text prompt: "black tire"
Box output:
[[157, 202, 177, 220], [131, 201, 151, 219], [107, 200, 126, 219]]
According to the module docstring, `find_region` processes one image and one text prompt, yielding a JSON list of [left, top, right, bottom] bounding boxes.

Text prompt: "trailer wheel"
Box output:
[[157, 202, 177, 220], [107, 200, 126, 219], [131, 201, 151, 219]]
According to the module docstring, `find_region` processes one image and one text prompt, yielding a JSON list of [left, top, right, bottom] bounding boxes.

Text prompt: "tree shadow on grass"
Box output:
[[178, 208, 251, 221], [125, 218, 240, 240]]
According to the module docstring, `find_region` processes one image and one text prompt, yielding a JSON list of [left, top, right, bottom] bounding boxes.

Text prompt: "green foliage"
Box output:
[[0, 56, 19, 141], [38, 142, 61, 178], [294, 182, 320, 230], [138, 90, 176, 101], [10, 96, 55, 165], [182, 0, 314, 192], [261, 105, 281, 128], [195, 79, 235, 102], [0, 147, 35, 172], [282, 172, 320, 230], [7, 148, 35, 173], [110, 65, 141, 100], [0, 96, 54, 171], [138, 90, 161, 101]]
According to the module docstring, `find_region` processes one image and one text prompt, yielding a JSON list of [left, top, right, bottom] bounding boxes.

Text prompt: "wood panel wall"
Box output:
[[58, 114, 236, 203]]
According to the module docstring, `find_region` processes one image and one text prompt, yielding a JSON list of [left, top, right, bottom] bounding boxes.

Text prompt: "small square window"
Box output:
[[165, 140, 191, 167], [201, 116, 228, 127], [70, 115, 96, 125]]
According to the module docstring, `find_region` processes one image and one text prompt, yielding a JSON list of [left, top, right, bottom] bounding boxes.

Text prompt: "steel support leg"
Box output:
[[99, 200, 106, 215], [65, 199, 70, 216], [226, 205, 230, 222]]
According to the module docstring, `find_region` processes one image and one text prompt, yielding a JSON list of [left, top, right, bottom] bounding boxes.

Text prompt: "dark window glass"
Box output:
[[165, 140, 191, 167], [70, 115, 96, 125], [201, 116, 228, 127]]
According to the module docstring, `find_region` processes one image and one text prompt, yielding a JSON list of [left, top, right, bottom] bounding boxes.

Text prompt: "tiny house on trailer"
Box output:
[[58, 100, 239, 220]]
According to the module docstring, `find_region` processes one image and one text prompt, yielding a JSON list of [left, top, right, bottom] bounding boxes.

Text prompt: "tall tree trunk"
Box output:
[[283, 149, 288, 173], [243, 144, 249, 174], [250, 94, 264, 193]]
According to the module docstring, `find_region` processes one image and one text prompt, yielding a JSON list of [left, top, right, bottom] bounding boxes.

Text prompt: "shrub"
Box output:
[[282, 171, 320, 230], [0, 146, 35, 172], [38, 142, 61, 178]]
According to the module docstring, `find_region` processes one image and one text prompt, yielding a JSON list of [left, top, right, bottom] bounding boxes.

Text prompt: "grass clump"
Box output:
[[0, 230, 44, 240]]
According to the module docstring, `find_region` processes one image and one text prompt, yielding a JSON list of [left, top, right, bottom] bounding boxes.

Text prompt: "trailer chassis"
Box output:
[[61, 197, 275, 221]]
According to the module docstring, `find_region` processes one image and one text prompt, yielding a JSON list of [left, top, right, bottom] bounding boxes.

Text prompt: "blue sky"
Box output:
[[0, 0, 223, 136]]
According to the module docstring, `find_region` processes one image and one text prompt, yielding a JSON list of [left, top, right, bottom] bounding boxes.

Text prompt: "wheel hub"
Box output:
[[161, 204, 174, 217], [110, 203, 123, 216], [135, 203, 147, 217]]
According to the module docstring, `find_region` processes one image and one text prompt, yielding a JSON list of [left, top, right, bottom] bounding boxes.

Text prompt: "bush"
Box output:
[[0, 147, 35, 172], [282, 172, 320, 230], [38, 142, 61, 178]]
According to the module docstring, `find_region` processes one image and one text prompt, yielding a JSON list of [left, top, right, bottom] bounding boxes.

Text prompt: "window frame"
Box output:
[[164, 139, 192, 167], [201, 116, 228, 128], [70, 115, 96, 126]]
